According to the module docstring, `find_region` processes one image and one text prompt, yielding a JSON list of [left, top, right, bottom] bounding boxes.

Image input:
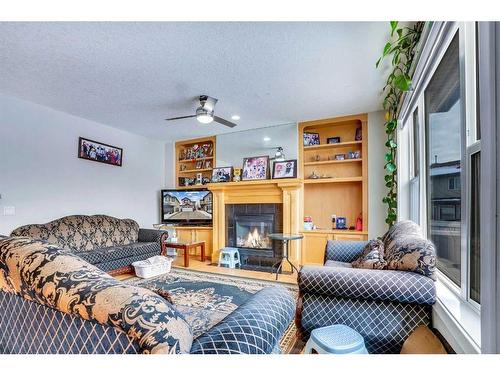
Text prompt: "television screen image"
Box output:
[[161, 189, 213, 224]]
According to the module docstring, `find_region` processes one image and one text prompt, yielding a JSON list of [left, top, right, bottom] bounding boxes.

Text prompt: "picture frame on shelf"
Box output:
[[272, 159, 297, 179], [195, 160, 203, 169], [355, 127, 362, 141], [211, 166, 233, 183], [242, 155, 270, 181], [327, 136, 341, 144], [334, 154, 345, 160], [303, 132, 320, 146], [347, 150, 361, 159], [335, 217, 347, 229], [78, 137, 123, 167]]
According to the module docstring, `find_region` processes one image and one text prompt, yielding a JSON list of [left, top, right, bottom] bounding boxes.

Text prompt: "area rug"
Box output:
[[124, 268, 303, 353]]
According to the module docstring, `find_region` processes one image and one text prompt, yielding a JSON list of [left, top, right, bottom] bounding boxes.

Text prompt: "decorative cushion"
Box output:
[[10, 214, 140, 252], [0, 237, 193, 353], [382, 220, 423, 258], [384, 235, 437, 280], [351, 239, 387, 270]]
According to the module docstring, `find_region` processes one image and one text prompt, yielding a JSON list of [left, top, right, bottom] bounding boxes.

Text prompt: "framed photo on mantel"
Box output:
[[242, 155, 270, 181]]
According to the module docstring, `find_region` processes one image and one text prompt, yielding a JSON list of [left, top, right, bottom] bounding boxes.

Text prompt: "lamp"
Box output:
[[274, 147, 285, 162], [196, 107, 214, 124]]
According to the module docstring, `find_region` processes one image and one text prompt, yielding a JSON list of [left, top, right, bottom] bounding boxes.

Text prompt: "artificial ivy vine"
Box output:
[[376, 21, 424, 227]]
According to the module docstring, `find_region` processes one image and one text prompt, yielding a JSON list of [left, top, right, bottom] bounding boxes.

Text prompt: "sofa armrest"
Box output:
[[298, 265, 436, 305], [325, 240, 368, 263], [189, 286, 295, 354], [138, 228, 168, 244]]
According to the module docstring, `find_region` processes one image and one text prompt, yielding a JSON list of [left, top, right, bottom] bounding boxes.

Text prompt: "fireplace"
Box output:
[[235, 214, 274, 249], [226, 203, 282, 271]]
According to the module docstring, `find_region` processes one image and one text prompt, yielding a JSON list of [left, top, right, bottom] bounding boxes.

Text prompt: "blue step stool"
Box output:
[[304, 325, 368, 354]]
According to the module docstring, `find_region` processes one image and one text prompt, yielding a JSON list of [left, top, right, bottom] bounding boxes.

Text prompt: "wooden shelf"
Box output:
[[179, 157, 214, 163], [300, 229, 368, 235], [303, 176, 362, 184], [303, 140, 362, 151], [177, 185, 210, 190], [304, 158, 362, 166], [175, 136, 216, 188], [178, 168, 212, 174]]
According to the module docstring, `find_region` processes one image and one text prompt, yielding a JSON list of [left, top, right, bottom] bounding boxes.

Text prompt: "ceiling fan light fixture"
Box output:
[[196, 112, 213, 124]]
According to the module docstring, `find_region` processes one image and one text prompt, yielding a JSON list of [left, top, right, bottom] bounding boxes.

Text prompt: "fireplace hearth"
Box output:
[[226, 203, 283, 271]]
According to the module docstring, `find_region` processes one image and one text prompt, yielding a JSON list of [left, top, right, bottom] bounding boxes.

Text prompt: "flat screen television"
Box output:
[[161, 189, 213, 225]]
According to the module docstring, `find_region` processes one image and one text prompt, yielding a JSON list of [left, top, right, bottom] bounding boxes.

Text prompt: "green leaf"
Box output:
[[384, 175, 392, 182], [385, 162, 397, 173], [384, 153, 393, 162], [375, 56, 382, 68], [392, 50, 400, 66], [385, 139, 397, 148], [394, 74, 411, 91], [390, 21, 398, 36], [383, 42, 392, 57]]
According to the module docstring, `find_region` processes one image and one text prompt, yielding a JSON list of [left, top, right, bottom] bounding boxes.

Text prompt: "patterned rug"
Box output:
[[124, 268, 302, 353]]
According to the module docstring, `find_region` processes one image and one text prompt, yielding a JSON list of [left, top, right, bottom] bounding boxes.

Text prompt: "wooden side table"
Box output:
[[161, 240, 206, 268]]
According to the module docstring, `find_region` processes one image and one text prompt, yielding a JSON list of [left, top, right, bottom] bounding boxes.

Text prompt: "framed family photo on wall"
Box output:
[[78, 137, 123, 167]]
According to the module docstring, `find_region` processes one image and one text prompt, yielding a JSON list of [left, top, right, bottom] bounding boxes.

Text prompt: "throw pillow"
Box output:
[[385, 235, 437, 280], [351, 239, 387, 270]]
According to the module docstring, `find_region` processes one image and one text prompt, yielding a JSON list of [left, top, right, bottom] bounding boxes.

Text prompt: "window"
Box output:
[[397, 21, 482, 351], [469, 151, 480, 303], [448, 176, 461, 190], [425, 32, 463, 286], [409, 108, 420, 224]]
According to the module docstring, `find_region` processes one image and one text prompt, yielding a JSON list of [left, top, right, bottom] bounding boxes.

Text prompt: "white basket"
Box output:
[[132, 256, 173, 278]]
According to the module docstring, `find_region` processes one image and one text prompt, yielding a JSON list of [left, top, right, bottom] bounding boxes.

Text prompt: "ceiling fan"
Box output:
[[165, 95, 237, 128]]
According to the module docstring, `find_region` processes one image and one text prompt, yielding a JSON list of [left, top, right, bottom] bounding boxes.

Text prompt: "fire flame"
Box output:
[[238, 227, 271, 248]]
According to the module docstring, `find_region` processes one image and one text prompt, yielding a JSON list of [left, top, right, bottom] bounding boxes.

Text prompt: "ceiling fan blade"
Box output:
[[165, 114, 196, 121], [214, 116, 237, 128], [201, 96, 218, 112]]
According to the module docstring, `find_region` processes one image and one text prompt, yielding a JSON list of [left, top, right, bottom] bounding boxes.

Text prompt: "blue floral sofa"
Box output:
[[295, 221, 437, 354], [0, 237, 295, 354], [10, 214, 166, 275]]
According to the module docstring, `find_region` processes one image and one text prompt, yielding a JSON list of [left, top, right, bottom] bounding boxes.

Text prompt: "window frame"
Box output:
[[397, 22, 483, 350]]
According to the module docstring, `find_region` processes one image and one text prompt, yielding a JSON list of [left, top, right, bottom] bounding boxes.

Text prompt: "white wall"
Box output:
[[165, 141, 175, 188], [0, 93, 166, 234], [368, 110, 388, 238]]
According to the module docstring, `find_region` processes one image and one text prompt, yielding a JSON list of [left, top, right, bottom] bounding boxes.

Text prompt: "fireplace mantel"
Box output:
[[207, 179, 303, 267]]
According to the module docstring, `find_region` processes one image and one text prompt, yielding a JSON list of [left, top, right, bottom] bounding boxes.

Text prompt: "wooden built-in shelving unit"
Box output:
[[299, 114, 369, 265], [175, 136, 216, 189]]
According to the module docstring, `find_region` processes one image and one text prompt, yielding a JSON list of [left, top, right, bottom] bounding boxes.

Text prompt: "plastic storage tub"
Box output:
[[132, 256, 173, 278]]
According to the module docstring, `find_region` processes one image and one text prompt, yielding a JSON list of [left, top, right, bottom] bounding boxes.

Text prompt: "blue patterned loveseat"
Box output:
[[10, 214, 167, 275], [295, 221, 437, 354], [0, 237, 295, 354]]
